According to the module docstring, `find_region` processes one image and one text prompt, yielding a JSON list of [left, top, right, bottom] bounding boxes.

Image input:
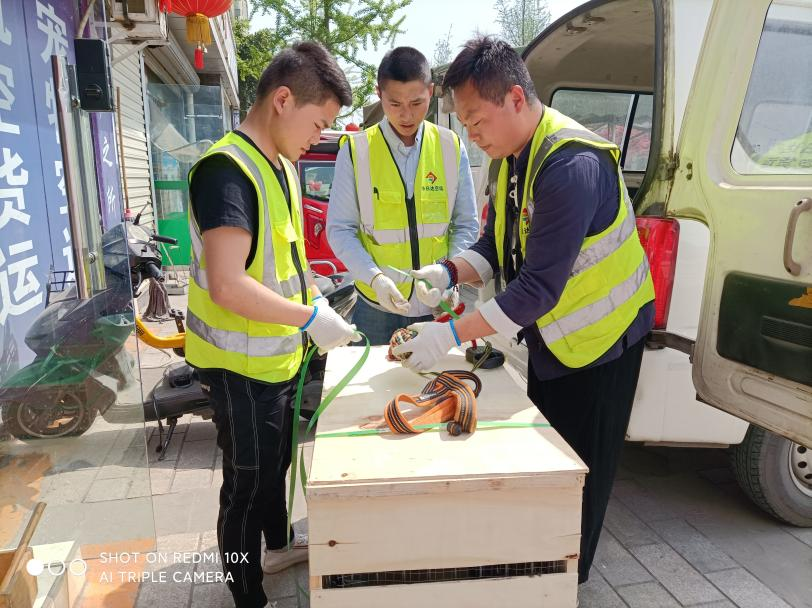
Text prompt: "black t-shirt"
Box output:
[[189, 131, 291, 268]]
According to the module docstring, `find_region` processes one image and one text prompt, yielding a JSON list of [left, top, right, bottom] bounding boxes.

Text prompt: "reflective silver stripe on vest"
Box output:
[[278, 157, 308, 297], [353, 127, 457, 244], [540, 256, 651, 344], [421, 222, 450, 239], [570, 188, 638, 277], [189, 145, 303, 299], [438, 127, 458, 213], [284, 157, 302, 207], [368, 227, 408, 245], [190, 211, 207, 287], [351, 133, 376, 234], [531, 128, 614, 179], [190, 260, 208, 288], [362, 222, 449, 245], [187, 310, 300, 358], [524, 126, 628, 278]]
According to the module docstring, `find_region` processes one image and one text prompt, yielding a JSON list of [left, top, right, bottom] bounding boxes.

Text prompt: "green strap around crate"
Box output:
[[286, 335, 371, 542], [387, 265, 460, 320], [315, 421, 552, 439], [284, 333, 552, 542]]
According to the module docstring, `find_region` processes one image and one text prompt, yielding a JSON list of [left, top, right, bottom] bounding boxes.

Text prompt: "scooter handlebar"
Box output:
[[152, 234, 178, 245], [144, 262, 163, 281]]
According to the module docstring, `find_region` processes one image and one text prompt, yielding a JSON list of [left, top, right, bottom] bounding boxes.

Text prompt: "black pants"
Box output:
[[199, 370, 296, 608], [527, 337, 645, 584]]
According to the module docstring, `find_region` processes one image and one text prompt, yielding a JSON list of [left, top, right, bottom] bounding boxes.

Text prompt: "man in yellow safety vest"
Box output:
[[394, 37, 656, 585], [186, 42, 359, 608], [326, 46, 479, 344]]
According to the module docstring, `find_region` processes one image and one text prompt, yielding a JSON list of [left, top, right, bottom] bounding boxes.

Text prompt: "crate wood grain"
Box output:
[[307, 347, 587, 607], [0, 503, 45, 608]]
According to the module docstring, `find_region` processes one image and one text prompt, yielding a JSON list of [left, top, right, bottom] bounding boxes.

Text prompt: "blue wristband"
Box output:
[[442, 264, 452, 289], [313, 294, 324, 301], [448, 318, 462, 347], [300, 306, 318, 332]]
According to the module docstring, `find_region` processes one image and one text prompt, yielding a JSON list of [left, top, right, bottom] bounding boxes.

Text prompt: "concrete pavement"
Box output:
[[129, 294, 812, 607]]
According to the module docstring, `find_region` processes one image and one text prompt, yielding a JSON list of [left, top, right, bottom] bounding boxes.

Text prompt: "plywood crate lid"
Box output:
[[308, 346, 587, 499]]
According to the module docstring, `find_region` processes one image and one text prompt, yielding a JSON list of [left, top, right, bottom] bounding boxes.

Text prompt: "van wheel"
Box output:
[[730, 426, 812, 527]]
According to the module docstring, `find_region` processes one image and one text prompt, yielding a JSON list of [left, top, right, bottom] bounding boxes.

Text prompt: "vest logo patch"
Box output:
[[520, 207, 531, 235], [422, 171, 444, 192]]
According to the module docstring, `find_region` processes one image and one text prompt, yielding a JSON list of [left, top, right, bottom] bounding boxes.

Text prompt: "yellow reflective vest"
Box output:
[[493, 107, 655, 368], [185, 132, 311, 383], [345, 121, 460, 303]]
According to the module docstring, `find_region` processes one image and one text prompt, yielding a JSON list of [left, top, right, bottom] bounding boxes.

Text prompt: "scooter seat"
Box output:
[[143, 362, 211, 422]]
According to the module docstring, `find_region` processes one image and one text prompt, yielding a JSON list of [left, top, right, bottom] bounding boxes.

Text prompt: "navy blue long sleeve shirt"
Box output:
[[469, 139, 654, 381]]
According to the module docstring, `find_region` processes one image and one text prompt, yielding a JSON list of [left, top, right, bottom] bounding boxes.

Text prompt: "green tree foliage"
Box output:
[[233, 18, 284, 114], [494, 0, 551, 46], [235, 0, 412, 118], [432, 26, 453, 68]]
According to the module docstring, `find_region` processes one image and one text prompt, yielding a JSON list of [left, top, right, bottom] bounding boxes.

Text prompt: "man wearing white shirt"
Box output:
[[326, 47, 479, 344]]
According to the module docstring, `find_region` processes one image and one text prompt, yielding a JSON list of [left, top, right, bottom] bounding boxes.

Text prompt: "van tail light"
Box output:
[[635, 217, 680, 330], [479, 205, 678, 329], [480, 203, 489, 237]]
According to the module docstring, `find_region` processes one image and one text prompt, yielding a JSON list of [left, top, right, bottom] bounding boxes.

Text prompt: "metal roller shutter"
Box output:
[[112, 46, 154, 227]]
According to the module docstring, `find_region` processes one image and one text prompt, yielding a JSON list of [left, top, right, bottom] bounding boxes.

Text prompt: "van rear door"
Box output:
[[667, 0, 812, 446]]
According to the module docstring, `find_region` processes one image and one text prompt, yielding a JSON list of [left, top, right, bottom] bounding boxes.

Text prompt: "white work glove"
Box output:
[[428, 286, 459, 316], [311, 294, 331, 311], [302, 304, 361, 354], [391, 321, 461, 373], [371, 273, 410, 315], [411, 264, 451, 307]]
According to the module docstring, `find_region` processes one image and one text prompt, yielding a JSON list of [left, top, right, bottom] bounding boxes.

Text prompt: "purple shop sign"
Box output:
[[0, 0, 79, 374], [83, 0, 123, 230], [90, 113, 123, 230], [24, 0, 79, 284]]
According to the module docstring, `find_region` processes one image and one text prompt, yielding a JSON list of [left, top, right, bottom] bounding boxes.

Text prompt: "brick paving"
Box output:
[[131, 419, 812, 607], [120, 295, 812, 606]]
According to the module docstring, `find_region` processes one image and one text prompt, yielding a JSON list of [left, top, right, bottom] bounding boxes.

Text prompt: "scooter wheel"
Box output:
[[1, 393, 97, 440]]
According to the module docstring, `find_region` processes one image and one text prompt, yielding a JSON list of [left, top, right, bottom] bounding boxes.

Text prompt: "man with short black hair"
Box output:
[[326, 46, 479, 344], [396, 37, 656, 584], [187, 41, 358, 608]]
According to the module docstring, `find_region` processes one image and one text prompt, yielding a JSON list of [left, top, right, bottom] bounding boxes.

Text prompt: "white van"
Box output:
[[435, 0, 812, 526]]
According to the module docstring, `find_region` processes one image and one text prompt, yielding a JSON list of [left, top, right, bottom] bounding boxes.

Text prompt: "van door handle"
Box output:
[[783, 198, 811, 276]]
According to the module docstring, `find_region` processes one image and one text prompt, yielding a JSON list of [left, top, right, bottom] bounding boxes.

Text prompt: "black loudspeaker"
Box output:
[[73, 38, 114, 112]]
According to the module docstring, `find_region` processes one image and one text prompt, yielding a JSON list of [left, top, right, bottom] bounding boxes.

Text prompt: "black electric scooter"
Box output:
[[0, 222, 162, 440], [138, 237, 356, 460], [0, 221, 355, 452]]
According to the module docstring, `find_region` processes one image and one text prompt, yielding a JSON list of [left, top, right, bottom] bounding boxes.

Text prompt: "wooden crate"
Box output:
[[0, 503, 44, 608], [0, 548, 36, 608], [307, 347, 587, 607]]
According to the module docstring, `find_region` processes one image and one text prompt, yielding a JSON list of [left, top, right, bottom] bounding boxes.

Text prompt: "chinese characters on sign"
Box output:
[[0, 0, 125, 371], [34, 0, 75, 287], [91, 114, 123, 229], [0, 147, 42, 324], [0, 0, 46, 328], [36, 1, 69, 62]]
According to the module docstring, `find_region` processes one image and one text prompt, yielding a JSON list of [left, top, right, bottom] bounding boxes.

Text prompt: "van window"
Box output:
[[299, 161, 335, 203], [731, 2, 812, 174], [449, 114, 487, 168], [551, 89, 653, 172], [625, 94, 653, 171]]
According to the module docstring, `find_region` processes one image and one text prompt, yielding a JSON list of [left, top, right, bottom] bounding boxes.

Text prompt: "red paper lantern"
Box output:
[[165, 0, 233, 70]]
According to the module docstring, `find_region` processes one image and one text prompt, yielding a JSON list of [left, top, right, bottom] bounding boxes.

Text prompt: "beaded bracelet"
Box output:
[[440, 259, 458, 288]]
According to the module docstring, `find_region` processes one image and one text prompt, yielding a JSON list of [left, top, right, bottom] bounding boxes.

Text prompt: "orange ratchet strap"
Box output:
[[384, 370, 482, 436]]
